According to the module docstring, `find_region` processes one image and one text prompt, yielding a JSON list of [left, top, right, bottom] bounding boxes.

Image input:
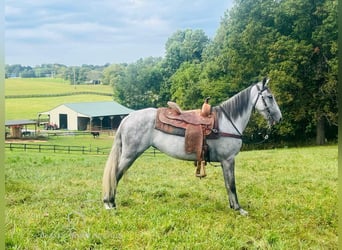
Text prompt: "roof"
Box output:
[[42, 101, 134, 118], [5, 119, 37, 126]]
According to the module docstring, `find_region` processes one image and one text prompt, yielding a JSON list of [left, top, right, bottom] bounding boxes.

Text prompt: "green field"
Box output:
[[5, 141, 337, 249], [5, 78, 113, 120], [5, 78, 113, 96], [4, 78, 338, 248]]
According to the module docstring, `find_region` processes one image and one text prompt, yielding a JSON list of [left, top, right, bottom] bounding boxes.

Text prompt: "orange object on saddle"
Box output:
[[200, 97, 211, 117]]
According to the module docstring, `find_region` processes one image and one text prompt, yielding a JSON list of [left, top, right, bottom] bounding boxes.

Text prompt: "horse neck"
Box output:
[[216, 85, 258, 134]]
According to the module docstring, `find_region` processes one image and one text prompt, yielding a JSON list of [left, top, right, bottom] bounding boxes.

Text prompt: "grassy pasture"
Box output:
[[5, 78, 113, 120], [5, 143, 337, 249], [4, 77, 338, 248], [5, 78, 113, 96]]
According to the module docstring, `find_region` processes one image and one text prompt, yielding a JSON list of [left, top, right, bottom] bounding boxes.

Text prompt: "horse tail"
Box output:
[[102, 128, 122, 209]]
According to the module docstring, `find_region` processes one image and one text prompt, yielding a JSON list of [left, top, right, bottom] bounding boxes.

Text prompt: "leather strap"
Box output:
[[218, 132, 242, 139]]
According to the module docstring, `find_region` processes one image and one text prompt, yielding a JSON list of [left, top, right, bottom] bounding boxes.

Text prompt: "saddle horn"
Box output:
[[201, 97, 211, 117]]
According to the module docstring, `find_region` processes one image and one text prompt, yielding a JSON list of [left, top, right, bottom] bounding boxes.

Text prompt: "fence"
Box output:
[[5, 143, 161, 156], [5, 143, 108, 155]]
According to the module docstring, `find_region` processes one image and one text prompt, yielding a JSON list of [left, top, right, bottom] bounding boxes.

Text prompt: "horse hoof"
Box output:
[[104, 202, 116, 210], [239, 208, 248, 216]]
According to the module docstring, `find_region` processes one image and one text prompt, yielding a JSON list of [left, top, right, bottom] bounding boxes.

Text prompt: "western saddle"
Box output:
[[155, 98, 216, 178]]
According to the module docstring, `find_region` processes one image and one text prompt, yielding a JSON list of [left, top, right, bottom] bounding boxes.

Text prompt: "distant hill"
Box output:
[[5, 78, 114, 120]]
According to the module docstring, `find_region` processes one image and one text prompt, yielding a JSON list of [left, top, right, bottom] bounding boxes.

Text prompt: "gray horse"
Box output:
[[102, 78, 282, 215]]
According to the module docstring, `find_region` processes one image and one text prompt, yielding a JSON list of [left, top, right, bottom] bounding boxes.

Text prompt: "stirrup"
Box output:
[[195, 161, 207, 178]]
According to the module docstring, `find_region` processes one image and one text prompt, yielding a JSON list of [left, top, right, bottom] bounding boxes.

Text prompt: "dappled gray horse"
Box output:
[[102, 78, 282, 215]]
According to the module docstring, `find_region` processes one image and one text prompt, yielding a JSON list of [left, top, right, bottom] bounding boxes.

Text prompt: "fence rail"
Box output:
[[5, 143, 161, 156], [5, 143, 108, 155]]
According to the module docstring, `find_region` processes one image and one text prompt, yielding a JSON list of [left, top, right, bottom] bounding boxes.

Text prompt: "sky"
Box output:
[[5, 0, 234, 66]]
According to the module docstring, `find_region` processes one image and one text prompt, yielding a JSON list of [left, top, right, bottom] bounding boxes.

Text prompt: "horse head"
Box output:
[[253, 78, 282, 126]]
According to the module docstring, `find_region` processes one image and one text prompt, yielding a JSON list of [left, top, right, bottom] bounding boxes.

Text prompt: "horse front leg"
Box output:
[[221, 158, 248, 216]]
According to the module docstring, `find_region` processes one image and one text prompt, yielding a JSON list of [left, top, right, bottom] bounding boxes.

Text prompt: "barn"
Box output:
[[5, 119, 37, 138], [38, 101, 134, 131]]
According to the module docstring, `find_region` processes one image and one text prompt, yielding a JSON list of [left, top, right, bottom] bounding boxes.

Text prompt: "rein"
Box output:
[[217, 106, 243, 139]]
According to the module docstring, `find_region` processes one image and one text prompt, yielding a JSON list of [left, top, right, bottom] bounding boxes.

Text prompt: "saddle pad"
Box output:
[[155, 110, 185, 136]]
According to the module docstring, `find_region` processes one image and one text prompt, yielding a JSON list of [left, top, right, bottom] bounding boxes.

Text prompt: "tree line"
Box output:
[[6, 0, 337, 145], [5, 63, 107, 84]]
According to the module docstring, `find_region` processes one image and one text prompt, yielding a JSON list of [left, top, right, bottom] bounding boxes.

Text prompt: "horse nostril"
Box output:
[[279, 117, 282, 122]]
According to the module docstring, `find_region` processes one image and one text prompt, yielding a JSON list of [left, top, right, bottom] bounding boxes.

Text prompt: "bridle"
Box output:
[[206, 83, 275, 167], [217, 83, 274, 141], [254, 83, 274, 125]]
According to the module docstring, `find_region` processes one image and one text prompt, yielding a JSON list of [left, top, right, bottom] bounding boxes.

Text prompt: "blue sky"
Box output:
[[5, 0, 233, 66]]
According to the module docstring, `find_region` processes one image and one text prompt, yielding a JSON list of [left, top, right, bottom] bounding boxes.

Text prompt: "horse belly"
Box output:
[[152, 130, 197, 161], [152, 130, 243, 162]]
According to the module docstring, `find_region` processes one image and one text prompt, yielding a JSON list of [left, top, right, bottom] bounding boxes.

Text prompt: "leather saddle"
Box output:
[[156, 101, 215, 135], [155, 99, 216, 177]]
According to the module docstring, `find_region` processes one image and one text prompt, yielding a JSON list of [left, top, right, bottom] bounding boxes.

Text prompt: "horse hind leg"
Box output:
[[102, 140, 149, 209], [103, 109, 155, 209], [102, 155, 135, 209]]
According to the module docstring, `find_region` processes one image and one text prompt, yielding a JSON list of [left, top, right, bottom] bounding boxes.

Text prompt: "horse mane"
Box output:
[[214, 85, 253, 120]]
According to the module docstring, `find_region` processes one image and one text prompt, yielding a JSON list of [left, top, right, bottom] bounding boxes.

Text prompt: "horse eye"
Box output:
[[267, 95, 273, 100]]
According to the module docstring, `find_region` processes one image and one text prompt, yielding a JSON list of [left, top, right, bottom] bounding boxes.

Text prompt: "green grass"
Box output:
[[5, 143, 337, 249], [5, 78, 113, 96], [5, 78, 113, 120], [5, 133, 115, 155], [4, 78, 338, 248], [45, 132, 114, 148]]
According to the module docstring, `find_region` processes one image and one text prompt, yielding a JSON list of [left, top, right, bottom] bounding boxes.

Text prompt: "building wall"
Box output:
[[48, 105, 78, 130], [44, 104, 130, 131]]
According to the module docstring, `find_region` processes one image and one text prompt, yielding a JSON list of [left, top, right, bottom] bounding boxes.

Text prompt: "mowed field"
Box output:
[[5, 78, 338, 249], [5, 78, 113, 120]]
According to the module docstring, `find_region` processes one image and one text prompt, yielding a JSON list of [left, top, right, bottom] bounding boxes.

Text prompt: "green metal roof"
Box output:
[[64, 101, 134, 117]]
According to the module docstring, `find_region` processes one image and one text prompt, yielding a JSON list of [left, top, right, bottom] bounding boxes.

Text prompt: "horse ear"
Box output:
[[266, 78, 270, 86], [262, 77, 267, 86], [262, 77, 270, 87]]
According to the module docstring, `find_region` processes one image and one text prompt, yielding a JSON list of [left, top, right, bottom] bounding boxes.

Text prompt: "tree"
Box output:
[[170, 62, 203, 109], [311, 0, 338, 144], [164, 29, 209, 74], [101, 64, 126, 86], [205, 0, 337, 144], [269, 0, 337, 143], [114, 57, 163, 109], [20, 67, 36, 78], [162, 29, 210, 104], [5, 64, 28, 78]]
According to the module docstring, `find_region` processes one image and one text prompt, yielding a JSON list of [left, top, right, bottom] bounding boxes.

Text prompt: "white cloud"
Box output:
[[5, 0, 234, 66]]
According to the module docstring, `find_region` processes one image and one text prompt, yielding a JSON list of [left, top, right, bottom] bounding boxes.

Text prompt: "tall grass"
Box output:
[[5, 145, 337, 249]]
